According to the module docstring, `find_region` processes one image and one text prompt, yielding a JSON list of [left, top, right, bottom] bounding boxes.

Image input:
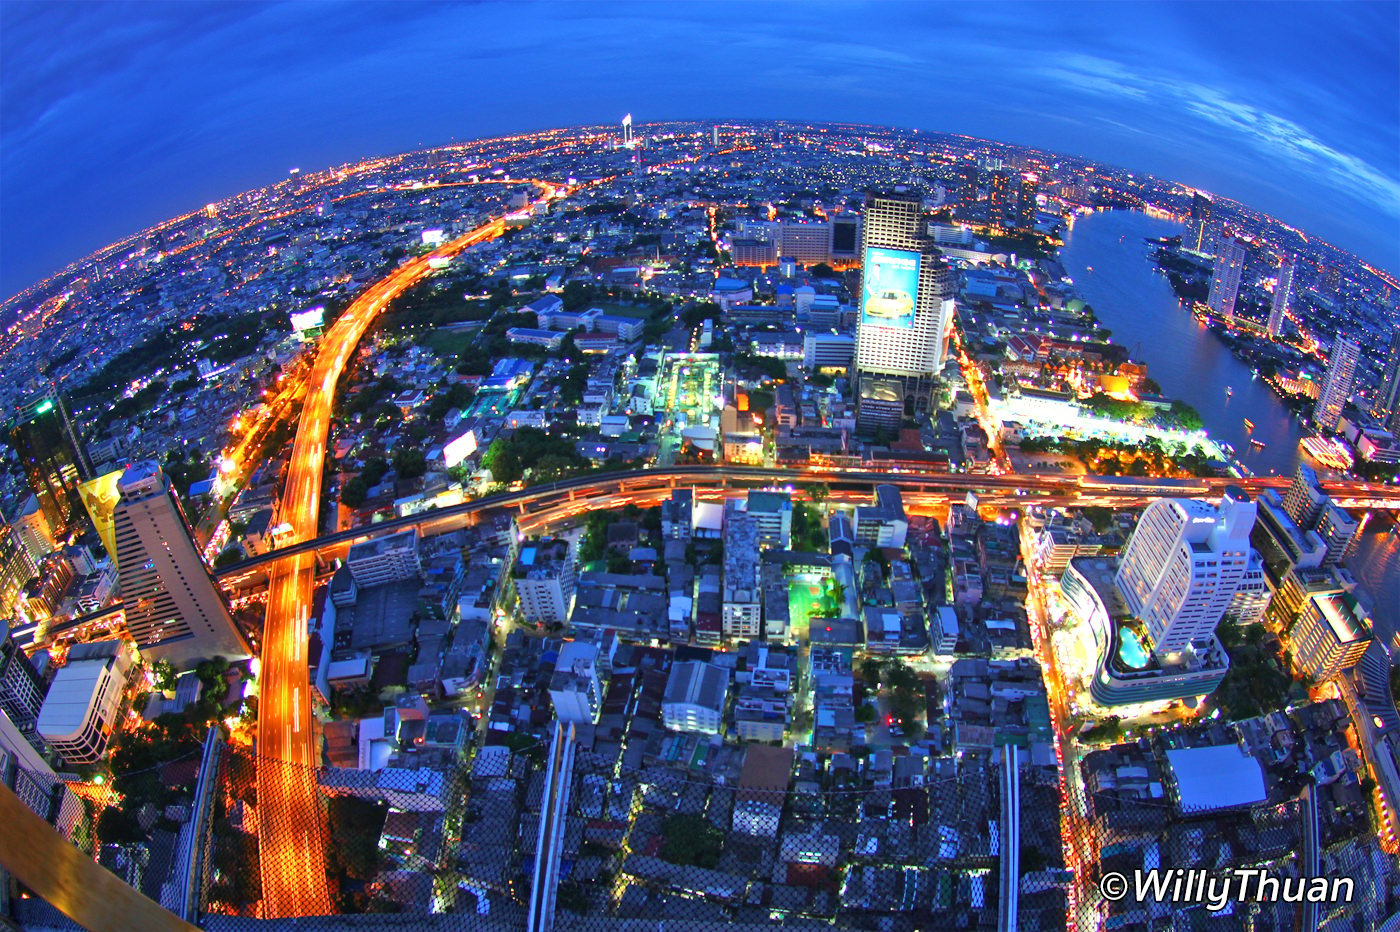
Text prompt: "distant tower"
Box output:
[[1187, 191, 1213, 253], [1267, 256, 1294, 339], [1115, 491, 1256, 659], [1373, 330, 1400, 435], [1015, 174, 1038, 229], [713, 125, 720, 148], [987, 171, 1014, 227], [1312, 336, 1361, 432], [6, 395, 94, 542], [622, 113, 634, 149], [1207, 237, 1247, 320], [112, 462, 250, 668], [854, 192, 955, 432]]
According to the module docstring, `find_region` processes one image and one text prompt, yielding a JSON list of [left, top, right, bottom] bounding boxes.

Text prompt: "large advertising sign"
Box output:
[[860, 246, 920, 330], [78, 469, 124, 565], [290, 306, 326, 332]]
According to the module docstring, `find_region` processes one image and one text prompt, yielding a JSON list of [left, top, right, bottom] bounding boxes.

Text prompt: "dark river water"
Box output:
[[1059, 208, 1397, 639], [1059, 209, 1304, 477]]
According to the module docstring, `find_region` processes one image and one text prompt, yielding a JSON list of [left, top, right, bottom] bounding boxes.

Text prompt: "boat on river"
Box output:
[[1249, 438, 1266, 450], [1243, 418, 1255, 431]]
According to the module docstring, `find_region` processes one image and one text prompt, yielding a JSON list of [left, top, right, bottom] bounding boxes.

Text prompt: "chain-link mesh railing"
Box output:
[[7, 725, 1396, 930], [5, 743, 208, 929]]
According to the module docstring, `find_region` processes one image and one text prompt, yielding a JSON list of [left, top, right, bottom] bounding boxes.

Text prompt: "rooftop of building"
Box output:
[[1309, 591, 1370, 645], [347, 527, 419, 560]]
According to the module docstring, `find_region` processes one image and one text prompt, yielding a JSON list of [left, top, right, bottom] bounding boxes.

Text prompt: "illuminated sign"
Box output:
[[443, 430, 479, 469], [290, 307, 325, 332], [861, 247, 920, 329], [35, 400, 53, 414], [421, 229, 446, 246], [78, 470, 125, 565]]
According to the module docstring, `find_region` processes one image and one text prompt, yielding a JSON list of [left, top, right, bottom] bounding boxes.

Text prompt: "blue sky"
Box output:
[[2, 1, 1396, 298]]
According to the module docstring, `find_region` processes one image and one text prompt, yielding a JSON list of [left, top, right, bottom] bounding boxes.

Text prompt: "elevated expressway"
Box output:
[[218, 467, 1400, 589]]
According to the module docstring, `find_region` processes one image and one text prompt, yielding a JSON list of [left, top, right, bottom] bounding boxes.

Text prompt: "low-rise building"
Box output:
[[346, 529, 422, 588], [661, 660, 728, 734], [853, 485, 908, 550], [35, 640, 134, 766]]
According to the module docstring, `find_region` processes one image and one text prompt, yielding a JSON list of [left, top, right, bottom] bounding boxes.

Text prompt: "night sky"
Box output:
[[2, 1, 1397, 299]]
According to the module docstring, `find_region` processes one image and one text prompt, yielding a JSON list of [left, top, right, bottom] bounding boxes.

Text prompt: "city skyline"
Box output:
[[2, 1, 1397, 299]]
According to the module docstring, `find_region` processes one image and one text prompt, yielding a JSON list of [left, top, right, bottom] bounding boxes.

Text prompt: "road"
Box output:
[[256, 183, 560, 918]]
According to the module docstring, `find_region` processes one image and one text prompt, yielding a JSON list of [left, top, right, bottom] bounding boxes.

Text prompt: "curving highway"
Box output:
[[256, 182, 561, 917]]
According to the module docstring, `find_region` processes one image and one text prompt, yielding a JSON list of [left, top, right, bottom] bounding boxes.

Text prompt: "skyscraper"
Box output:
[[112, 461, 249, 668], [1187, 191, 1212, 254], [621, 113, 634, 149], [1313, 336, 1361, 432], [1206, 237, 1247, 320], [987, 171, 1014, 227], [0, 520, 38, 620], [1267, 256, 1294, 339], [0, 631, 47, 746], [1115, 490, 1256, 659], [1015, 174, 1038, 229], [854, 192, 955, 431], [6, 395, 94, 541], [1373, 329, 1400, 434]]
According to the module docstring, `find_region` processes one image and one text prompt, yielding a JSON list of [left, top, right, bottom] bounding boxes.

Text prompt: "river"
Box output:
[[1059, 208, 1397, 638], [1059, 209, 1304, 478]]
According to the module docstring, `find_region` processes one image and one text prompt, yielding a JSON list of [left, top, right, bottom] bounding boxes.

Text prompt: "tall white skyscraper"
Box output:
[[1207, 237, 1247, 320], [854, 191, 955, 431], [1267, 256, 1294, 339], [1313, 336, 1361, 432], [113, 461, 249, 667], [1115, 490, 1256, 659], [622, 113, 634, 149]]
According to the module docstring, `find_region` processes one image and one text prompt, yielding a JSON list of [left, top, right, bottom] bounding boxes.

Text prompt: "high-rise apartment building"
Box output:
[[6, 395, 94, 541], [1187, 192, 1213, 254], [1115, 490, 1256, 658], [854, 192, 955, 431], [1267, 257, 1294, 339], [0, 521, 38, 620], [1373, 330, 1400, 434], [1015, 174, 1038, 229], [987, 171, 1014, 226], [1288, 591, 1370, 683], [723, 510, 761, 639], [1313, 336, 1361, 432], [1281, 464, 1327, 528], [1207, 237, 1247, 320], [112, 461, 249, 667], [0, 631, 47, 746], [513, 537, 576, 625], [548, 640, 607, 725]]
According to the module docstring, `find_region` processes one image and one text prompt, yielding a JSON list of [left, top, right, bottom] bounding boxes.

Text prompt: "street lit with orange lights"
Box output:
[[256, 181, 563, 917]]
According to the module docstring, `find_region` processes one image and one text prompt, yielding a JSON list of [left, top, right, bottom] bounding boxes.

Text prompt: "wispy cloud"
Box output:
[[1039, 53, 1400, 217]]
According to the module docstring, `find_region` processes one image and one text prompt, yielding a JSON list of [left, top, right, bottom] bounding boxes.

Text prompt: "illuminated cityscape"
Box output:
[[0, 5, 1398, 931]]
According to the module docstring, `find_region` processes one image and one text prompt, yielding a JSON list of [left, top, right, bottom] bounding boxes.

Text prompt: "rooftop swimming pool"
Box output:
[[1118, 626, 1150, 670]]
